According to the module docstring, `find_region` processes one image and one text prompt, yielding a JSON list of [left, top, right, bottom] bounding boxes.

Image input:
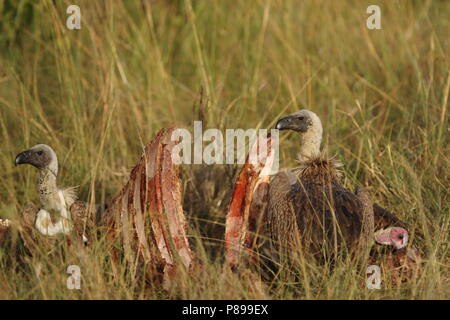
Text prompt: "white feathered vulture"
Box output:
[[15, 144, 88, 241]]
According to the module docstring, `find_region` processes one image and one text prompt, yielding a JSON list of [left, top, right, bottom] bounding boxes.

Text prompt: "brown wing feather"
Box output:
[[267, 171, 298, 249], [289, 181, 364, 258], [69, 200, 94, 243], [373, 204, 408, 230], [269, 168, 408, 260]]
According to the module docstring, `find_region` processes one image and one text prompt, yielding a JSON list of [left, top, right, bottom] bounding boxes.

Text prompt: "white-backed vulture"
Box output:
[[14, 144, 88, 242], [269, 110, 409, 262]]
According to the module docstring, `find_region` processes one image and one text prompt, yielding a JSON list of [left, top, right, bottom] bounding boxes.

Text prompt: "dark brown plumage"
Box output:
[[269, 110, 408, 263]]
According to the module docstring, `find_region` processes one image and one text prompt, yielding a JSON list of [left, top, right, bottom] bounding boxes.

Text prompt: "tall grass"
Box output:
[[0, 0, 448, 299]]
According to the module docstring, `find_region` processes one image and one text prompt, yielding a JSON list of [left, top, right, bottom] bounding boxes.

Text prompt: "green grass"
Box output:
[[0, 0, 448, 299]]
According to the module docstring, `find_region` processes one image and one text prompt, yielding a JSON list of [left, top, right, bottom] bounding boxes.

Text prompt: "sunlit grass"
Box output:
[[0, 0, 448, 299]]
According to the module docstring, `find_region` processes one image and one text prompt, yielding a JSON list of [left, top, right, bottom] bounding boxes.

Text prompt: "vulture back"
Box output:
[[268, 157, 365, 263]]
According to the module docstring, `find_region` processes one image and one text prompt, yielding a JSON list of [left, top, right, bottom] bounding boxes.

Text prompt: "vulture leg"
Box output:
[[225, 133, 276, 271]]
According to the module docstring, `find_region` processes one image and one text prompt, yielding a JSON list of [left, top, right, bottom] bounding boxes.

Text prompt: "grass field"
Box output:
[[0, 0, 448, 299]]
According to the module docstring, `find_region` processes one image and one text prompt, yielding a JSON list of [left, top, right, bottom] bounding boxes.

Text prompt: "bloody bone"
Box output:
[[103, 127, 194, 286], [225, 133, 275, 270]]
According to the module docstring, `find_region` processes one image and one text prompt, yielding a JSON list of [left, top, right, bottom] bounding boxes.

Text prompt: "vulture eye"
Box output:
[[37, 151, 43, 156], [398, 234, 404, 239]]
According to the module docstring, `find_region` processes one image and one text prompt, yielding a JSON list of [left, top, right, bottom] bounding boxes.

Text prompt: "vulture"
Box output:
[[268, 110, 409, 262], [15, 144, 89, 242]]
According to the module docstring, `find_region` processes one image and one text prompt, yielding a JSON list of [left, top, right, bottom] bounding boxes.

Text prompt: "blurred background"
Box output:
[[0, 0, 448, 299]]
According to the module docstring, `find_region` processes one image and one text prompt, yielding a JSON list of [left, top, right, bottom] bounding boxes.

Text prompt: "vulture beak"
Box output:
[[15, 150, 31, 166], [275, 116, 294, 131]]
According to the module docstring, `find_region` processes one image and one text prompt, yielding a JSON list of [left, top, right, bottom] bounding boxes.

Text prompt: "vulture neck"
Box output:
[[37, 160, 59, 208], [298, 122, 323, 163]]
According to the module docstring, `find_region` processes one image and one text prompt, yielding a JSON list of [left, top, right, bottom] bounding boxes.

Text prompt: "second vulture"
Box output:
[[268, 109, 409, 262]]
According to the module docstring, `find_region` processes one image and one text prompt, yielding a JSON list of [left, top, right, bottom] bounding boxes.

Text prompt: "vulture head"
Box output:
[[15, 144, 58, 174], [275, 110, 323, 161], [275, 109, 322, 133], [374, 227, 408, 250]]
